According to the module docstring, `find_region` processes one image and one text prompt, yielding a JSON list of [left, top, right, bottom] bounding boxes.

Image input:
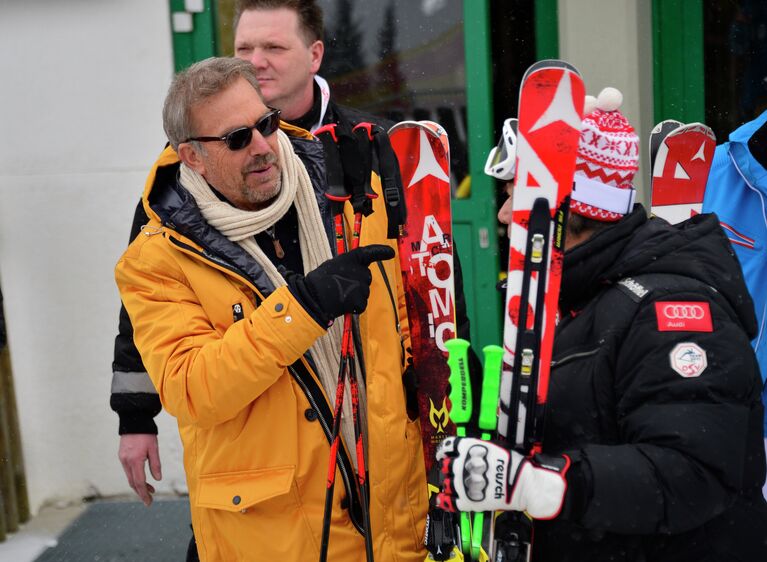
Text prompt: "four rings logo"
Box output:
[[655, 301, 713, 332], [662, 304, 705, 320]]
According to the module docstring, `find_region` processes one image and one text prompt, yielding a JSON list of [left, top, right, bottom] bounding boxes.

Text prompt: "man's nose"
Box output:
[[247, 49, 268, 69], [247, 129, 272, 155]]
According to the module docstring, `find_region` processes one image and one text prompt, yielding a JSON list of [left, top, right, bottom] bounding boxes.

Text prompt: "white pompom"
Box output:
[[583, 95, 598, 115], [597, 87, 623, 112]]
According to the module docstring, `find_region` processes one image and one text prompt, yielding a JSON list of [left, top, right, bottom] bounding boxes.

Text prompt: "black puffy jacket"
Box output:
[[535, 206, 767, 561]]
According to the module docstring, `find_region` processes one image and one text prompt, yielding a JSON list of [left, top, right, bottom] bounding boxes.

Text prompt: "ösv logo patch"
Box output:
[[669, 342, 708, 378]]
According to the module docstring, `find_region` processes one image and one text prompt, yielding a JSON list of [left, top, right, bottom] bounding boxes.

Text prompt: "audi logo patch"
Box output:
[[670, 342, 708, 378], [655, 301, 713, 332]]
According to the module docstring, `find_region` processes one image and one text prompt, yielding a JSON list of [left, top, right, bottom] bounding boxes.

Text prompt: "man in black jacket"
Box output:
[[113, 0, 474, 517], [437, 90, 767, 560]]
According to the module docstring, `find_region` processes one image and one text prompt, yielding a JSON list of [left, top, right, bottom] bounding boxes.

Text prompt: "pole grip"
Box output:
[[445, 338, 472, 432]]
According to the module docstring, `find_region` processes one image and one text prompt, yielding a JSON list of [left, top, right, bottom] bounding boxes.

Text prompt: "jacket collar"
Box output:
[[560, 206, 647, 314], [727, 110, 767, 190], [560, 205, 757, 335]]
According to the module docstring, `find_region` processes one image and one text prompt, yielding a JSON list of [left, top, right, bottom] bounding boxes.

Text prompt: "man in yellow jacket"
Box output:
[[115, 57, 427, 561]]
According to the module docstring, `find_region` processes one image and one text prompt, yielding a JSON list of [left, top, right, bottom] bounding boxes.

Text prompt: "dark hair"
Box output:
[[566, 212, 614, 238], [234, 0, 324, 45]]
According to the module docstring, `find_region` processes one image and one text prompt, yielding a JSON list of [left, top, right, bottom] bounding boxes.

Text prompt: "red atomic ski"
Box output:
[[492, 60, 584, 562], [498, 60, 584, 452], [651, 123, 716, 223], [390, 120, 461, 561], [389, 120, 456, 470]]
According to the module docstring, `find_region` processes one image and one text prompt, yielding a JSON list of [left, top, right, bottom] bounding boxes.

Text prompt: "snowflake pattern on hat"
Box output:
[[570, 87, 640, 222]]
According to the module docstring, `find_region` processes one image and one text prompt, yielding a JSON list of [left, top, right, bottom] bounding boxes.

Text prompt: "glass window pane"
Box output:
[[319, 0, 468, 189], [704, 1, 767, 139]]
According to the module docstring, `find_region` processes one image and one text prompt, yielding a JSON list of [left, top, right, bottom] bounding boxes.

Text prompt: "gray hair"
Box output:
[[162, 57, 263, 150]]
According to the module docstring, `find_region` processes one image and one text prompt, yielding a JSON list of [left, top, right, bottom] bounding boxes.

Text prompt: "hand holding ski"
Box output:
[[436, 437, 570, 519]]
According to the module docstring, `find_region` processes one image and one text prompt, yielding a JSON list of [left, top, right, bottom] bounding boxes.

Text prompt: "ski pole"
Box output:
[[317, 121, 380, 562], [445, 338, 474, 558], [314, 123, 355, 562], [343, 122, 379, 562], [318, 121, 380, 562], [473, 345, 503, 560]]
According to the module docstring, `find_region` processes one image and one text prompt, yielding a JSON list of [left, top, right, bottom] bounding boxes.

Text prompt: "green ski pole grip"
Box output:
[[465, 345, 503, 560], [446, 337, 474, 556], [471, 512, 485, 560], [479, 344, 504, 436], [446, 338, 472, 435]]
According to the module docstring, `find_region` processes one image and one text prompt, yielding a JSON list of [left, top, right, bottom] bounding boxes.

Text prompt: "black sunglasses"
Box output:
[[185, 108, 281, 151]]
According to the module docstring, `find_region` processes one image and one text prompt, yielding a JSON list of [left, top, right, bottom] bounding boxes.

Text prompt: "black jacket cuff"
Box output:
[[560, 449, 592, 521], [117, 412, 159, 435], [284, 271, 333, 328]]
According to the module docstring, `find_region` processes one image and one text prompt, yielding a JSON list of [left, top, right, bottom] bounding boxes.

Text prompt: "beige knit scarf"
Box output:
[[179, 129, 364, 467]]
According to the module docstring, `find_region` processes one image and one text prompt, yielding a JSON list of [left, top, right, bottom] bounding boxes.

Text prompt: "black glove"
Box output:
[[287, 244, 395, 326]]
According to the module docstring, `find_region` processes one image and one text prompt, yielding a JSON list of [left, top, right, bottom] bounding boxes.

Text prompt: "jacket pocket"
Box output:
[[196, 465, 295, 511], [718, 218, 757, 250], [194, 465, 322, 559]]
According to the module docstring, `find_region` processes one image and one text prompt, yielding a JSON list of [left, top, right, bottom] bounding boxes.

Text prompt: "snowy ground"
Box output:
[[0, 502, 85, 562], [0, 496, 190, 562]]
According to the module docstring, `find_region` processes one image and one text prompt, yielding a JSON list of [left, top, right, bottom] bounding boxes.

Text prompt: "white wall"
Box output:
[[558, 0, 654, 205], [0, 0, 187, 514]]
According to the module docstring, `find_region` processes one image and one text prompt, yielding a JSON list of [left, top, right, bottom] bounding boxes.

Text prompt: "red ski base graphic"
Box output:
[[389, 120, 456, 471], [494, 58, 584, 562], [500, 61, 584, 450], [651, 122, 716, 224]]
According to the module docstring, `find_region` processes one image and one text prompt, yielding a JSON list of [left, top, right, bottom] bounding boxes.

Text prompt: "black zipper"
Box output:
[[167, 234, 365, 534], [376, 260, 404, 362], [551, 347, 600, 369]]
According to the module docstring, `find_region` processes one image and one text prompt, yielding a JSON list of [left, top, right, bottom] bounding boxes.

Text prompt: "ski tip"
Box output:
[[651, 119, 683, 135], [649, 120, 684, 174], [388, 120, 446, 141], [667, 122, 716, 141], [418, 120, 446, 137], [522, 59, 581, 81], [388, 120, 444, 137], [387, 120, 423, 135]]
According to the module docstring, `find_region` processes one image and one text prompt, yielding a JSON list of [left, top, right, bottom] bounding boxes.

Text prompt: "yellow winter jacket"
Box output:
[[115, 126, 427, 561]]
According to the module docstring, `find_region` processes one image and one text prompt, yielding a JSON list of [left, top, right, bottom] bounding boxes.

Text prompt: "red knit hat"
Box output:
[[570, 87, 639, 222]]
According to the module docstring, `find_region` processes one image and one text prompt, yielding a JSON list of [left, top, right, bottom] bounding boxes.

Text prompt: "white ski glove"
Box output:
[[435, 436, 570, 520]]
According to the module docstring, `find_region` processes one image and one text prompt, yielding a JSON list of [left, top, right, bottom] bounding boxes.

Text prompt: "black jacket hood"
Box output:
[[561, 205, 758, 337]]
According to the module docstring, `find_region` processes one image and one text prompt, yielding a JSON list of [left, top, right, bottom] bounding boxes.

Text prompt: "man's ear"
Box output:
[[309, 40, 324, 74], [178, 143, 206, 175]]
